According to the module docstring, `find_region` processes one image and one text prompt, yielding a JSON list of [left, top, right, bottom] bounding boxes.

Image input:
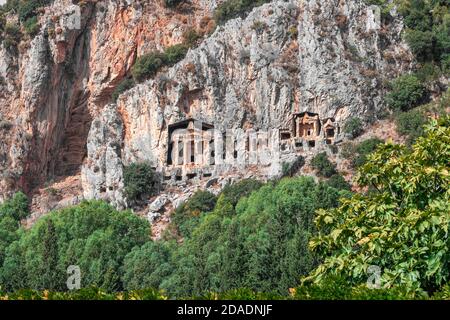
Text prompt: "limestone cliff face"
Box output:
[[0, 0, 413, 214], [297, 0, 412, 119], [81, 0, 413, 209], [0, 0, 217, 203]]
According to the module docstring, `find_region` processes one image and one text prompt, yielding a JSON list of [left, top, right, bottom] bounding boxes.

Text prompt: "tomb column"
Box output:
[[269, 129, 281, 176], [258, 132, 270, 166], [195, 133, 203, 166], [225, 129, 235, 165], [172, 137, 179, 166], [248, 129, 257, 165], [184, 136, 191, 165], [214, 130, 224, 166], [204, 135, 210, 167], [204, 131, 213, 166], [235, 128, 246, 168], [270, 129, 280, 160]]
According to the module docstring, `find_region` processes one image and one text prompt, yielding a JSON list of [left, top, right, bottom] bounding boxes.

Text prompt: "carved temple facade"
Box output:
[[161, 112, 342, 184]]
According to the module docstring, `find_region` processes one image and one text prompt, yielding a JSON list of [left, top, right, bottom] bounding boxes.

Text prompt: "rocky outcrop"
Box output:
[[0, 0, 217, 203], [81, 0, 413, 207], [81, 104, 126, 209], [0, 0, 415, 220], [297, 0, 412, 119]]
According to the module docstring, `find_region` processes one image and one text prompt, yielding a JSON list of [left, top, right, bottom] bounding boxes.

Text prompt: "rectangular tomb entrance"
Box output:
[[293, 112, 321, 140], [167, 118, 214, 167]]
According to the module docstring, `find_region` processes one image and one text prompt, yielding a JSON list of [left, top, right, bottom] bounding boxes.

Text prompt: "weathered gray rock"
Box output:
[[205, 178, 218, 188], [170, 196, 184, 210], [0, 0, 218, 203], [149, 195, 168, 212], [297, 0, 413, 120], [147, 210, 161, 224], [0, 0, 417, 215], [81, 104, 127, 209]]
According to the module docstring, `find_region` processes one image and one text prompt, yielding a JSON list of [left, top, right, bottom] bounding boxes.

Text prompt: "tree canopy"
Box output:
[[307, 117, 450, 294]]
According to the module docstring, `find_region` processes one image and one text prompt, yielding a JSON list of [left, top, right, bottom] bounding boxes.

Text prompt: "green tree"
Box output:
[[23, 16, 39, 36], [395, 109, 427, 145], [0, 216, 19, 268], [220, 179, 264, 208], [386, 74, 426, 111], [310, 152, 336, 178], [131, 44, 189, 83], [112, 78, 135, 102], [353, 138, 384, 168], [123, 162, 157, 203], [122, 241, 174, 290], [39, 219, 60, 289], [0, 201, 150, 292], [326, 174, 352, 191], [307, 117, 450, 294], [164, 177, 342, 297], [0, 191, 29, 221], [404, 29, 435, 61], [344, 117, 363, 139], [164, 44, 188, 65], [131, 52, 167, 82], [0, 239, 28, 290], [171, 190, 217, 238]]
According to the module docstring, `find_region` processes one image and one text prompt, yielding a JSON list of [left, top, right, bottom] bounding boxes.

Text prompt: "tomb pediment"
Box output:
[[167, 119, 214, 167], [163, 112, 342, 184]]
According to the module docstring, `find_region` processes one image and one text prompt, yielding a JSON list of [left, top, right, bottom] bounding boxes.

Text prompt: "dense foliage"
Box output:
[[0, 177, 345, 297], [398, 0, 450, 70], [131, 51, 168, 82], [0, 191, 29, 221], [2, 280, 449, 300], [395, 108, 427, 144], [0, 192, 29, 269], [353, 138, 384, 167], [395, 88, 449, 145], [386, 74, 426, 111], [340, 138, 385, 168], [111, 78, 135, 102], [0, 287, 168, 300], [310, 152, 337, 178], [171, 190, 217, 238], [326, 174, 352, 191], [307, 117, 450, 294], [123, 162, 157, 203], [214, 0, 272, 25], [1, 119, 449, 299], [293, 275, 422, 300], [158, 177, 343, 297], [0, 0, 448, 300], [131, 45, 188, 82], [344, 117, 364, 139], [0, 201, 150, 292], [369, 0, 449, 71], [3, 282, 450, 300]]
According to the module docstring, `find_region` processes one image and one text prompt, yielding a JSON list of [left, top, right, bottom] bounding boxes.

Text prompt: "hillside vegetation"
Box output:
[[0, 117, 448, 299], [0, 0, 448, 300]]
